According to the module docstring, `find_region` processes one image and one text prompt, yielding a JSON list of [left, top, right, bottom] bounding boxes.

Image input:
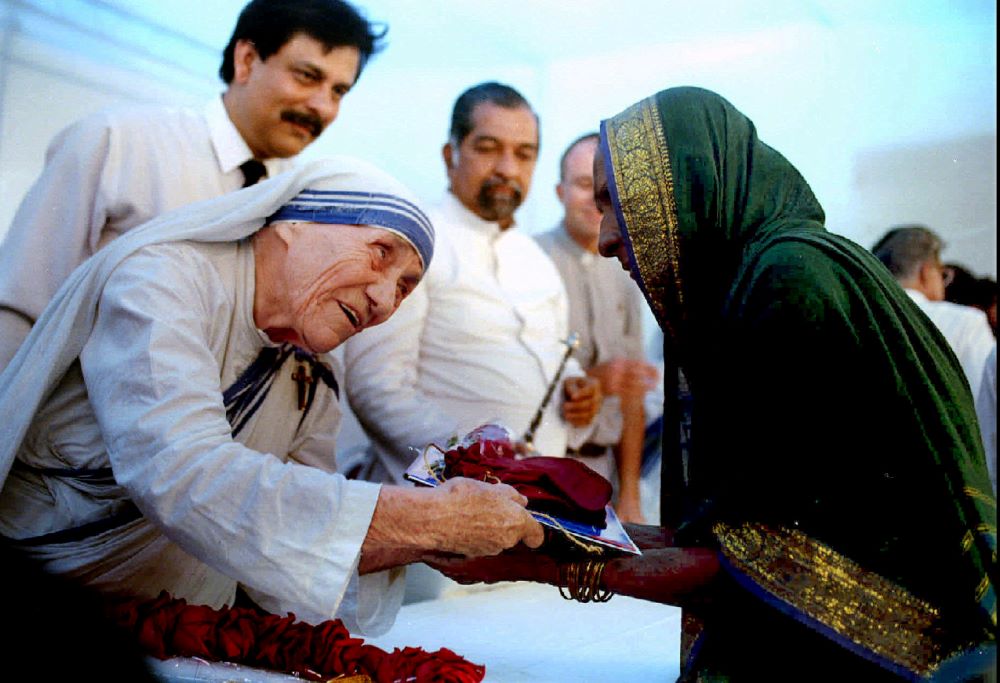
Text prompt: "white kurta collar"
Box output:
[[553, 224, 597, 266], [441, 191, 518, 239]]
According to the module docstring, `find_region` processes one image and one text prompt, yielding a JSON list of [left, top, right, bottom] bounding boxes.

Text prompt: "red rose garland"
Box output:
[[108, 592, 485, 683]]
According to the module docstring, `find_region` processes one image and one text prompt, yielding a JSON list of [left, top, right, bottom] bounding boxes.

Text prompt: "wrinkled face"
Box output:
[[229, 34, 360, 159], [594, 147, 634, 279], [274, 222, 423, 353], [556, 138, 602, 249], [445, 102, 539, 228]]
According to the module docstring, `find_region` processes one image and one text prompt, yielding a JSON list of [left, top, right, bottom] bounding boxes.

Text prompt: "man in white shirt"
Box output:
[[872, 224, 996, 399], [536, 133, 659, 523], [344, 82, 603, 486], [0, 0, 385, 370], [976, 346, 997, 495]]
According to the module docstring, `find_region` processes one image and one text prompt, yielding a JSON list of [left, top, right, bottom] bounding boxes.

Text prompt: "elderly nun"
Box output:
[[0, 157, 543, 634]]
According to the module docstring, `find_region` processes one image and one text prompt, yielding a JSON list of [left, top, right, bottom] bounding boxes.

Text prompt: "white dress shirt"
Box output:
[[0, 96, 293, 369], [975, 345, 997, 495], [344, 192, 591, 483], [905, 289, 995, 398]]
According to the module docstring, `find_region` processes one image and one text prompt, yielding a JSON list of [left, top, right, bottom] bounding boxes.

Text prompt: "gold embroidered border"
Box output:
[[714, 521, 955, 677], [604, 97, 683, 337], [964, 485, 996, 507]]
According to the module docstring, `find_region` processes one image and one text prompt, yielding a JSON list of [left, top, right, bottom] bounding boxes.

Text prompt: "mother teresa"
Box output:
[[0, 158, 544, 633]]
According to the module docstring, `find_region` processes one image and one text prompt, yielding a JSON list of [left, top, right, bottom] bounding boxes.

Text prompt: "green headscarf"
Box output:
[[601, 87, 995, 679]]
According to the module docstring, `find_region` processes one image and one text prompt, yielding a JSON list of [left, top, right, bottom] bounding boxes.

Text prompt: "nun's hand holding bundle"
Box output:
[[430, 477, 546, 556], [369, 471, 544, 560]]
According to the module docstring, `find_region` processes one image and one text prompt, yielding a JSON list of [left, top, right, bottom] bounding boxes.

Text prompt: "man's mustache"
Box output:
[[281, 110, 324, 138]]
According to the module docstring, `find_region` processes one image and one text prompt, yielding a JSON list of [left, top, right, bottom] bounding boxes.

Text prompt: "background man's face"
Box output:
[[445, 101, 539, 227], [556, 138, 602, 249], [231, 34, 360, 159]]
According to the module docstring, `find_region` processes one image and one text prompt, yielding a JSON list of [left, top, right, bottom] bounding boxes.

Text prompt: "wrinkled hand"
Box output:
[[431, 477, 545, 556], [587, 358, 659, 398], [427, 544, 559, 586], [561, 376, 602, 426]]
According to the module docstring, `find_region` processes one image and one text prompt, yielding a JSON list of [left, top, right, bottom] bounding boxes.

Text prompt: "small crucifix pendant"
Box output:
[[291, 363, 314, 411]]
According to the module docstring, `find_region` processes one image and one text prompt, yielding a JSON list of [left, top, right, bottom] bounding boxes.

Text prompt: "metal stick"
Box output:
[[522, 332, 580, 451]]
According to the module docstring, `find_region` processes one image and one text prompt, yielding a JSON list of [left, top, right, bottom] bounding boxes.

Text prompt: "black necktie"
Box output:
[[240, 159, 266, 187]]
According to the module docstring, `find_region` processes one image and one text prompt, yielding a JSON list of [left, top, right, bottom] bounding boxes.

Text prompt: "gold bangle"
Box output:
[[557, 561, 579, 600], [558, 561, 583, 600], [556, 560, 614, 603], [588, 560, 614, 603]]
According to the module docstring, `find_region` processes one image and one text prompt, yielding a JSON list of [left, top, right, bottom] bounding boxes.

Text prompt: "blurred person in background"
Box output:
[[536, 132, 658, 523]]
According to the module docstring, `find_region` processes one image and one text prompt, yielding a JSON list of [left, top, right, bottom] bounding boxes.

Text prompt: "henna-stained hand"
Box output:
[[427, 543, 559, 586]]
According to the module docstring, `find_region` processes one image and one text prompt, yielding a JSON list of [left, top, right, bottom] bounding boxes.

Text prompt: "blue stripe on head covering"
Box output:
[[266, 189, 434, 269]]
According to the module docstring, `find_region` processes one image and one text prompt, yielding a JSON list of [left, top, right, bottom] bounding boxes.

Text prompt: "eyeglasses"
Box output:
[[941, 265, 956, 288]]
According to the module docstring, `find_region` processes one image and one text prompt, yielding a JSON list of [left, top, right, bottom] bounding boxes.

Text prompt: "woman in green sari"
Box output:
[[435, 87, 995, 681]]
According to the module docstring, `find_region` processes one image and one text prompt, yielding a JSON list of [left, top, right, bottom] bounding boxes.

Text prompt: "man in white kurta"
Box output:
[[343, 84, 602, 486], [871, 224, 995, 398], [0, 0, 378, 370], [904, 288, 996, 398], [346, 192, 593, 484]]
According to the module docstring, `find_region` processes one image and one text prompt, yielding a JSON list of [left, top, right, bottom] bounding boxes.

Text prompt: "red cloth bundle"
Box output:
[[443, 423, 613, 528]]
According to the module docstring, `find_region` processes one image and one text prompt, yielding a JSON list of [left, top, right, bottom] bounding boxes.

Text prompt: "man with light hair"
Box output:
[[872, 224, 995, 398], [536, 132, 659, 523]]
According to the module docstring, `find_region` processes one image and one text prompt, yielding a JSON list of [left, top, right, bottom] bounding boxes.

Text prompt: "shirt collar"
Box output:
[[554, 222, 598, 265], [205, 95, 283, 178], [905, 288, 930, 304]]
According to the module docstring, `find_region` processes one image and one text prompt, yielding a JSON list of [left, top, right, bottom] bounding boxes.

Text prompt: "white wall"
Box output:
[[0, 0, 219, 236], [1, 0, 995, 278], [531, 20, 997, 276]]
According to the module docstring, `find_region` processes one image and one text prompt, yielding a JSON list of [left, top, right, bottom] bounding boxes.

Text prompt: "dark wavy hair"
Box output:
[[219, 0, 387, 84]]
